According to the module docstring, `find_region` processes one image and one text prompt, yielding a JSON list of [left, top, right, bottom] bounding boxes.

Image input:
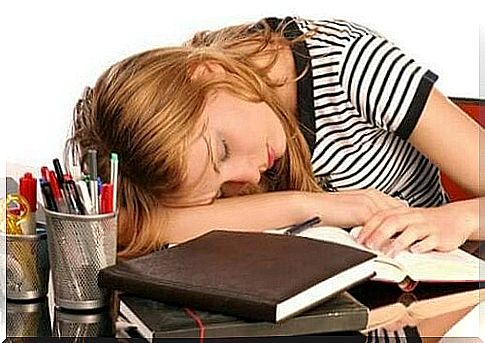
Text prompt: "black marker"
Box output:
[[66, 179, 87, 215], [285, 216, 321, 236], [52, 158, 65, 187], [40, 179, 59, 212]]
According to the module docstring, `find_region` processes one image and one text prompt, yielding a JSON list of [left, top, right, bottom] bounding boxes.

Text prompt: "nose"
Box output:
[[225, 158, 263, 186]]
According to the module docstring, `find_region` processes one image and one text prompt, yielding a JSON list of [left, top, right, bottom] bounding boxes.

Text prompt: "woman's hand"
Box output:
[[356, 199, 479, 256]]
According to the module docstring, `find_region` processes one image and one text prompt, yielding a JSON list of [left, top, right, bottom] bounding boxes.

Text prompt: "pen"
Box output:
[[285, 216, 321, 236], [66, 179, 87, 215], [100, 183, 113, 214], [40, 179, 59, 212], [53, 157, 75, 213], [19, 172, 37, 234], [48, 170, 68, 213], [88, 150, 99, 214], [40, 166, 50, 181], [110, 153, 118, 212], [19, 172, 37, 212], [62, 182, 77, 214], [75, 180, 93, 214], [53, 158, 65, 188]]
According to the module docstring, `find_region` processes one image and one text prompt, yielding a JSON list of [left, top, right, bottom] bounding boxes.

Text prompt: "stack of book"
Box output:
[[99, 230, 378, 340], [100, 227, 484, 340]]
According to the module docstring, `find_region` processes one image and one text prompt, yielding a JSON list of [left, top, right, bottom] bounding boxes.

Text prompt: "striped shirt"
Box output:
[[266, 17, 448, 207]]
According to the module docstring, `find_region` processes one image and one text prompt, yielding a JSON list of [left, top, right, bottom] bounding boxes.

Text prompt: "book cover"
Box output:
[[99, 230, 376, 322], [119, 291, 369, 340]]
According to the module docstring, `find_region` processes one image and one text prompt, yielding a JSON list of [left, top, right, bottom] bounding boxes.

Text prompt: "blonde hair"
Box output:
[[66, 18, 322, 259]]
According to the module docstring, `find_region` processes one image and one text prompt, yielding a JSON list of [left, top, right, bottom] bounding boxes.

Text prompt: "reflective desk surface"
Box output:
[[6, 242, 484, 341]]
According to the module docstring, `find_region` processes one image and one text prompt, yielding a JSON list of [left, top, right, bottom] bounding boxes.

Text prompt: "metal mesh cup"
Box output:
[[44, 209, 117, 310], [5, 228, 50, 300]]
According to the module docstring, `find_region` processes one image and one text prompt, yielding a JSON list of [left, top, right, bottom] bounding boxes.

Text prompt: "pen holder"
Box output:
[[5, 228, 50, 300], [44, 209, 117, 310]]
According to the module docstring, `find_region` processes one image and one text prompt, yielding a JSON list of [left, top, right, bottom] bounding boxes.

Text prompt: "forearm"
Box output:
[[163, 191, 315, 243], [161, 189, 404, 243]]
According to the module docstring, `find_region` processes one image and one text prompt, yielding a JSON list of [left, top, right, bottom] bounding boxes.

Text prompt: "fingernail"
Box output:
[[410, 246, 421, 254]]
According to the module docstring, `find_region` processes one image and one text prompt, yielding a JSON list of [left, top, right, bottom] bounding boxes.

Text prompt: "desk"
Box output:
[[5, 243, 484, 341]]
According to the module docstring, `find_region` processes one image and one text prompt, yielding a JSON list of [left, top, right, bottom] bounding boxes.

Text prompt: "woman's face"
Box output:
[[175, 90, 287, 206]]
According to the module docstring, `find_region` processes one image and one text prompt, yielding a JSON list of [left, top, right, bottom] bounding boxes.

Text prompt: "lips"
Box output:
[[267, 145, 276, 169]]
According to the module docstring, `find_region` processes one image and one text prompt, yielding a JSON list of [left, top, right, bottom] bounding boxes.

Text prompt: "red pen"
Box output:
[[48, 170, 68, 213], [19, 172, 37, 212], [19, 172, 37, 234], [100, 183, 113, 214], [40, 166, 50, 181]]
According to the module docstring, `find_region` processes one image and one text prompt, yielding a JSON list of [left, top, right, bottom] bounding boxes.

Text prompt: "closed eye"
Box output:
[[221, 138, 231, 162]]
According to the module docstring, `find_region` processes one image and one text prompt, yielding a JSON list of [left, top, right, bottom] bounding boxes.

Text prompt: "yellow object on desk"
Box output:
[[2, 194, 42, 298], [2, 193, 32, 235]]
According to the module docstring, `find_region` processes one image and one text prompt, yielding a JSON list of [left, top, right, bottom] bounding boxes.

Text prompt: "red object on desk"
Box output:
[[48, 170, 62, 200], [19, 172, 37, 212], [100, 183, 114, 214]]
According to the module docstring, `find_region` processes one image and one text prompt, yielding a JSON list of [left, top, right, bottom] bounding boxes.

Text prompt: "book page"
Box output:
[[393, 249, 484, 282], [292, 226, 483, 283]]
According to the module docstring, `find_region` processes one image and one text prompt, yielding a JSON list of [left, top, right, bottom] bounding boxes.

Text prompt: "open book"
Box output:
[[268, 225, 485, 284]]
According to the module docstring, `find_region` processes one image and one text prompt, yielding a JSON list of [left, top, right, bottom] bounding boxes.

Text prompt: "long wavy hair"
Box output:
[[65, 18, 322, 259]]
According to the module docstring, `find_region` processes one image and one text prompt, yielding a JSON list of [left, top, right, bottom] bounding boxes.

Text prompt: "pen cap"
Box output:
[[40, 167, 50, 181], [100, 183, 113, 214], [19, 172, 37, 212]]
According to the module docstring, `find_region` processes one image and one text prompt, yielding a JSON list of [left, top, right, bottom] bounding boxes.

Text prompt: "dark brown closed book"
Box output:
[[119, 292, 368, 340], [99, 230, 376, 322]]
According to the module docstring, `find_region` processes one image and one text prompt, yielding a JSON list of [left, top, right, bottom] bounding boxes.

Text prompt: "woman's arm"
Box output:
[[357, 88, 483, 255], [163, 189, 405, 243], [409, 88, 481, 196]]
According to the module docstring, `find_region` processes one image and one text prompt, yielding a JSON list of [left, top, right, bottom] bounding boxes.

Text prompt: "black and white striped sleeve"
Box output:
[[339, 33, 438, 140]]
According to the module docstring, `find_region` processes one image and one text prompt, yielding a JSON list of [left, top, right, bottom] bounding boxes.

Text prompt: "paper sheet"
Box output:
[[440, 301, 484, 341]]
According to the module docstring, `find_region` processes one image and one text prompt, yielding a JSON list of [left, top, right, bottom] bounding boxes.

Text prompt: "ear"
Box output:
[[190, 61, 226, 81]]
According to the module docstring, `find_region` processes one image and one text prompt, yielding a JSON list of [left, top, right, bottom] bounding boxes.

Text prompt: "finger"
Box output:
[[383, 225, 429, 257], [363, 211, 418, 251], [357, 207, 409, 245], [409, 235, 440, 254], [356, 213, 385, 244]]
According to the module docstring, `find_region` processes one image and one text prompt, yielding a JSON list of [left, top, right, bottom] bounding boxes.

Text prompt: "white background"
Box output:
[[0, 0, 483, 173]]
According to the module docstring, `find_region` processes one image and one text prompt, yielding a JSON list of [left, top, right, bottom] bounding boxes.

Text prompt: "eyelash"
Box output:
[[221, 139, 231, 162]]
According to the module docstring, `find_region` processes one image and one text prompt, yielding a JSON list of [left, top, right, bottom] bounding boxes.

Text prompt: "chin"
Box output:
[[221, 184, 264, 197]]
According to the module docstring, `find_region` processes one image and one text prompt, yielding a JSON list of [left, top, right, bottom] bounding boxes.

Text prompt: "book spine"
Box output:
[[99, 269, 278, 322]]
